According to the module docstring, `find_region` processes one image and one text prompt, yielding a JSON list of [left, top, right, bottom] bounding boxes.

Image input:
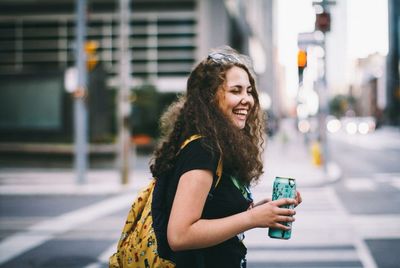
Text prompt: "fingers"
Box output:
[[277, 207, 296, 216], [296, 191, 303, 205], [273, 222, 292, 231], [254, 198, 298, 229], [272, 198, 298, 207], [276, 215, 295, 223], [254, 198, 271, 207]]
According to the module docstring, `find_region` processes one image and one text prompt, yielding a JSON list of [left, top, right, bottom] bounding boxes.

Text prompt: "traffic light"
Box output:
[[85, 40, 99, 71], [315, 12, 331, 33], [298, 49, 307, 84]]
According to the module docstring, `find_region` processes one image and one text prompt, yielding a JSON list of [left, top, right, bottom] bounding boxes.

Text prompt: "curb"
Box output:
[[0, 161, 343, 195], [0, 184, 139, 196], [302, 161, 343, 188]]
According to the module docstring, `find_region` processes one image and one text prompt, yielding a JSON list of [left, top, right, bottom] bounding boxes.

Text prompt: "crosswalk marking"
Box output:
[[391, 180, 400, 190], [325, 187, 378, 268], [374, 172, 400, 182], [0, 170, 152, 195], [247, 249, 359, 262], [84, 242, 117, 268], [244, 187, 378, 267], [344, 178, 377, 191], [0, 186, 390, 267], [329, 129, 400, 151], [342, 174, 400, 192], [0, 193, 132, 265], [351, 215, 400, 239], [376, 173, 400, 190], [80, 199, 367, 266]]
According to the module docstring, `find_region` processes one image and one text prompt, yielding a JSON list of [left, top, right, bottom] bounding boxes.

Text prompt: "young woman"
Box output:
[[150, 46, 302, 268]]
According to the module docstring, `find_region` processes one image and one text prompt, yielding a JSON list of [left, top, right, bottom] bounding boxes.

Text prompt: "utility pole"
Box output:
[[312, 0, 335, 172], [118, 0, 132, 184], [74, 0, 88, 184]]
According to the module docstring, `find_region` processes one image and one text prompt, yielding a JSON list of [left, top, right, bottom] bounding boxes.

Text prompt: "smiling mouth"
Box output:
[[233, 109, 248, 120]]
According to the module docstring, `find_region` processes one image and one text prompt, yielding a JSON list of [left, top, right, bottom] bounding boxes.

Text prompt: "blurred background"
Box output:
[[0, 0, 399, 267]]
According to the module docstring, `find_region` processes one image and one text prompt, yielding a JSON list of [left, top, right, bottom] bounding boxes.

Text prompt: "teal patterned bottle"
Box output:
[[268, 177, 296, 239]]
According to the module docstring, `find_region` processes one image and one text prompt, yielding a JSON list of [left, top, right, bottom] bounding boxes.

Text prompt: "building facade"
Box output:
[[386, 0, 400, 125], [0, 0, 275, 145]]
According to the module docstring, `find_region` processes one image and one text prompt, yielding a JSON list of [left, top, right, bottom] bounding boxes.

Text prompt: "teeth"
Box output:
[[233, 109, 248, 116]]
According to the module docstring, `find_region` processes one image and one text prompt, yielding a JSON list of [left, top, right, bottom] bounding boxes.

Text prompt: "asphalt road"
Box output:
[[0, 130, 399, 268], [330, 132, 400, 268]]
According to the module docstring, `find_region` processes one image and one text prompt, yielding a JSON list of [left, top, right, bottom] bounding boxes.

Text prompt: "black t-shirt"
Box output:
[[152, 139, 252, 268]]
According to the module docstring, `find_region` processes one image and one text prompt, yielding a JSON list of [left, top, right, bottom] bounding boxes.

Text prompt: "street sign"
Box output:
[[297, 32, 324, 49], [64, 67, 78, 93]]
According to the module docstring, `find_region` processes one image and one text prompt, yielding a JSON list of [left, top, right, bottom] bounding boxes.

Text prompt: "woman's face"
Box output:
[[216, 66, 255, 129]]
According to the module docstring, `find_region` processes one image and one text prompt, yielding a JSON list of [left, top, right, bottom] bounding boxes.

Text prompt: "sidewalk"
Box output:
[[261, 132, 341, 188], [0, 130, 341, 196]]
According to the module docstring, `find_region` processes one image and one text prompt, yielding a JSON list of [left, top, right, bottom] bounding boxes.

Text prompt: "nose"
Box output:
[[240, 92, 252, 105]]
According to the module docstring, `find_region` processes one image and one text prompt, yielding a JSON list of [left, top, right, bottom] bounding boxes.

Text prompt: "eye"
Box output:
[[230, 87, 241, 94], [247, 87, 253, 94]]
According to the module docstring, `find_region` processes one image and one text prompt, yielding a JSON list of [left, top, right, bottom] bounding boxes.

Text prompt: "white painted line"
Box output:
[[351, 215, 400, 239], [374, 173, 400, 183], [0, 170, 152, 195], [325, 188, 378, 268], [84, 242, 118, 268], [344, 179, 376, 192], [0, 184, 139, 195], [329, 131, 400, 151], [0, 193, 133, 265], [247, 249, 359, 262], [391, 180, 400, 190], [327, 161, 342, 182]]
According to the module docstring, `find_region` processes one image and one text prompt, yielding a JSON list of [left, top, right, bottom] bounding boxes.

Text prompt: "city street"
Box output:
[[0, 0, 398, 267], [329, 127, 400, 268], [0, 126, 399, 268]]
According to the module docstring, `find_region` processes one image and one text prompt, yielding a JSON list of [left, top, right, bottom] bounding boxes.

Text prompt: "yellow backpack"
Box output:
[[109, 135, 222, 268]]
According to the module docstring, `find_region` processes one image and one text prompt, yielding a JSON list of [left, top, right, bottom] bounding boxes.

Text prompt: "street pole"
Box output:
[[74, 0, 88, 184], [118, 0, 132, 184], [313, 0, 335, 171], [319, 34, 329, 171]]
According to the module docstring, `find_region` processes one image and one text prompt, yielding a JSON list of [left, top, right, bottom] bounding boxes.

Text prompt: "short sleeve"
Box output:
[[174, 139, 219, 182]]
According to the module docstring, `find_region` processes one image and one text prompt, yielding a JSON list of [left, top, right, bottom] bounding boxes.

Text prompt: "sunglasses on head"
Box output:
[[207, 52, 241, 65]]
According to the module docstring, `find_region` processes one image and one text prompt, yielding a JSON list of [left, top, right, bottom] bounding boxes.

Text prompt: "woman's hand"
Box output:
[[252, 197, 271, 208], [248, 198, 297, 230], [295, 190, 302, 207]]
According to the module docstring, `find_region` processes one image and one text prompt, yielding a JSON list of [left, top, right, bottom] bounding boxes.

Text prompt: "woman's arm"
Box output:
[[167, 169, 297, 251]]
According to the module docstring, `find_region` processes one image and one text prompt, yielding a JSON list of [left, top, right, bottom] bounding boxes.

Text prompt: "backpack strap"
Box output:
[[179, 134, 203, 150], [179, 134, 223, 189], [215, 157, 223, 188]]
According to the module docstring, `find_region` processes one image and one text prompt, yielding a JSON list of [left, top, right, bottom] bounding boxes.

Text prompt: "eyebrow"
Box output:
[[228, 84, 252, 89]]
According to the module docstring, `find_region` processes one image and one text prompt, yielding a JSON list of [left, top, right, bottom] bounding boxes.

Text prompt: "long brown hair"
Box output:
[[150, 46, 265, 184]]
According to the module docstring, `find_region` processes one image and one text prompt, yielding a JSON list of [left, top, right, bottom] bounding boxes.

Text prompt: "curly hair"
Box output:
[[150, 46, 265, 185]]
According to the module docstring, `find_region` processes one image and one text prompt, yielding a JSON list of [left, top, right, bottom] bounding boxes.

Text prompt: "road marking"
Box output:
[[344, 179, 376, 192], [0, 170, 152, 195], [391, 180, 400, 190], [351, 215, 400, 239], [375, 173, 400, 181], [245, 187, 370, 266], [374, 173, 400, 190], [247, 249, 359, 262], [329, 130, 400, 151], [89, 187, 396, 267], [84, 242, 118, 268], [325, 188, 378, 268], [0, 193, 133, 265]]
